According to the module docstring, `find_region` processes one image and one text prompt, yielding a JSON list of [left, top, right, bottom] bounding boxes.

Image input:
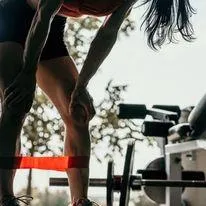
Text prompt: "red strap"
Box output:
[[0, 156, 89, 171]]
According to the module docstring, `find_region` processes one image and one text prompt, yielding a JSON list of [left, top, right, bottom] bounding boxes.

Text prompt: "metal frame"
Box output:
[[165, 140, 206, 206]]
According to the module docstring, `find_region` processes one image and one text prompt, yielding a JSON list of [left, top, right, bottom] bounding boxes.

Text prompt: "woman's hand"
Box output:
[[4, 71, 36, 108], [70, 87, 95, 125]]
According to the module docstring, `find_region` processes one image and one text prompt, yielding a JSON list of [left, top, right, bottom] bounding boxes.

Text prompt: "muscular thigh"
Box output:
[[0, 42, 23, 93], [0, 42, 33, 116], [37, 56, 78, 121], [0, 0, 68, 61]]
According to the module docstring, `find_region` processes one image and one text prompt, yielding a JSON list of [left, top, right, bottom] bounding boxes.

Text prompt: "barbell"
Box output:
[[50, 141, 206, 205]]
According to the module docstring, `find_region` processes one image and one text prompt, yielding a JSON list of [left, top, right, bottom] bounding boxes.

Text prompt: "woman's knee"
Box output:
[[64, 93, 95, 126], [0, 42, 23, 87], [2, 94, 34, 120]]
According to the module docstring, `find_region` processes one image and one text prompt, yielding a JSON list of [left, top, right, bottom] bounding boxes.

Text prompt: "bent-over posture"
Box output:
[[0, 0, 195, 205]]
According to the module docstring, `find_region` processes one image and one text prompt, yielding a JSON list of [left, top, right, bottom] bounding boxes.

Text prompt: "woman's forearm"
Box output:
[[103, 1, 133, 33], [76, 2, 133, 88], [76, 30, 118, 88]]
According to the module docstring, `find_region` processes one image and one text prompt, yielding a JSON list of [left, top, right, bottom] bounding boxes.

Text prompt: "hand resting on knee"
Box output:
[[69, 87, 95, 125]]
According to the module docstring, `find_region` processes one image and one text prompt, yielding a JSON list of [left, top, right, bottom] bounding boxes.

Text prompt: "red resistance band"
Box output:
[[0, 156, 89, 171]]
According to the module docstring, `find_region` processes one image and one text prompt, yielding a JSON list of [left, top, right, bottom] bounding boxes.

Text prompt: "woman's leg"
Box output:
[[0, 42, 33, 199], [37, 56, 94, 204]]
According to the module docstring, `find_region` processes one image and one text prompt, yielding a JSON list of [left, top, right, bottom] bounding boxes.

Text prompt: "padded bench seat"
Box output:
[[168, 94, 206, 142], [168, 123, 192, 142]]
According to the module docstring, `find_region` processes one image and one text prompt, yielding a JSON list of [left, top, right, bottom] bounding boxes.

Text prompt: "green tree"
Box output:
[[90, 80, 142, 162], [64, 16, 136, 65]]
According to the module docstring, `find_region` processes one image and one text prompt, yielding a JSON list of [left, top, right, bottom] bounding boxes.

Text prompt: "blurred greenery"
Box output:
[[90, 80, 143, 162], [64, 16, 136, 65]]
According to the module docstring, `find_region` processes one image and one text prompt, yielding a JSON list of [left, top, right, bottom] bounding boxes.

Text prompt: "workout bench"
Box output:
[[119, 94, 206, 206]]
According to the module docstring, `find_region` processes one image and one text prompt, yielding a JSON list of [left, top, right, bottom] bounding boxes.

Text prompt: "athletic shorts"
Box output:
[[0, 0, 68, 61]]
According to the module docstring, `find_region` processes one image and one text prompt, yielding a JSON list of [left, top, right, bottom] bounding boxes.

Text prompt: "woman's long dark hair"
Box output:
[[141, 0, 196, 49]]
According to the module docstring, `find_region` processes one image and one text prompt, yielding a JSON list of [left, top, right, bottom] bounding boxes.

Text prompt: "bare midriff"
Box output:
[[59, 0, 124, 17], [26, 0, 124, 17]]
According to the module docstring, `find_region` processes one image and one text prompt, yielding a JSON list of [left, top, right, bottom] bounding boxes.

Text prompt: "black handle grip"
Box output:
[[117, 104, 147, 119], [152, 105, 181, 118], [142, 121, 174, 137]]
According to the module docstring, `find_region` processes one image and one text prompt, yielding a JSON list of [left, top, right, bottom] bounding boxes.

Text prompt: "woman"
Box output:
[[0, 0, 195, 205]]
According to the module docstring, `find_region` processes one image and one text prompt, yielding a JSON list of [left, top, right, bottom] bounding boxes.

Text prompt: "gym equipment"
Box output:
[[138, 157, 205, 204], [168, 94, 206, 142], [188, 94, 206, 137], [119, 141, 135, 206], [164, 139, 206, 206], [142, 121, 174, 137], [50, 141, 206, 206], [168, 123, 192, 142], [51, 94, 206, 206], [50, 142, 136, 206], [118, 104, 180, 123], [118, 95, 206, 206], [106, 160, 115, 206], [118, 104, 180, 148], [141, 94, 206, 206]]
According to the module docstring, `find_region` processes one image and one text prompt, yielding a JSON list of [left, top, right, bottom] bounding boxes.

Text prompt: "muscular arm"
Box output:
[[76, 1, 134, 88], [23, 0, 63, 74]]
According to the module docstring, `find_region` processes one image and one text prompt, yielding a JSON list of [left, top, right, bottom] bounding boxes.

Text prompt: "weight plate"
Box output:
[[143, 157, 166, 204]]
